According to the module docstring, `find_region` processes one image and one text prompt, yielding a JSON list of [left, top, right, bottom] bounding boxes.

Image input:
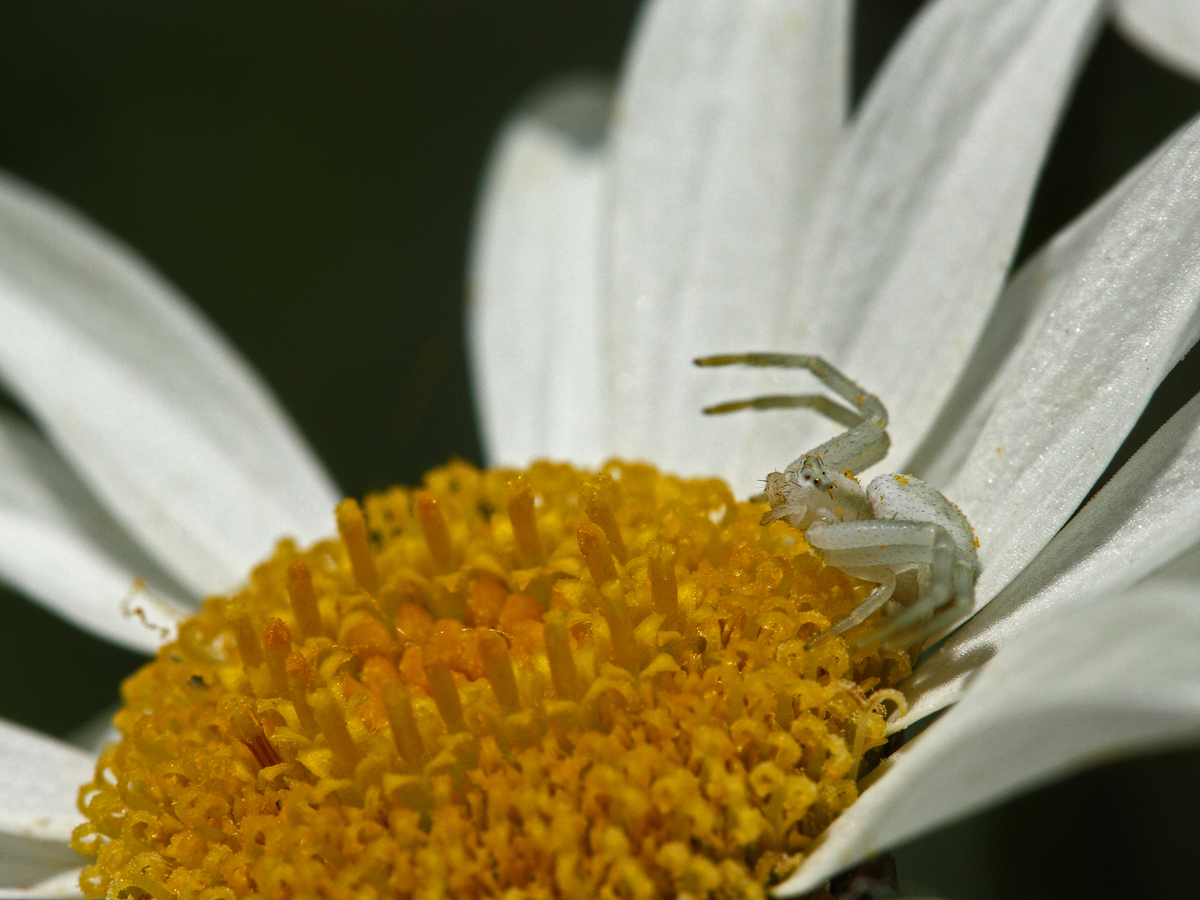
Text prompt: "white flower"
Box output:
[[3, 0, 1200, 896]]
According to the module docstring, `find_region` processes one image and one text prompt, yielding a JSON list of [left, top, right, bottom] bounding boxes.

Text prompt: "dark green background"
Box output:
[[2, 3, 1198, 898]]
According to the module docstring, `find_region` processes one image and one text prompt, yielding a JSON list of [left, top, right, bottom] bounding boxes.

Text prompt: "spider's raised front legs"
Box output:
[[696, 353, 890, 476], [696, 353, 979, 650]]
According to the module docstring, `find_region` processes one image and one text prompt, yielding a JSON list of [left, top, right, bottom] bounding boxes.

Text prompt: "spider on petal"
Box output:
[[698, 353, 979, 651]]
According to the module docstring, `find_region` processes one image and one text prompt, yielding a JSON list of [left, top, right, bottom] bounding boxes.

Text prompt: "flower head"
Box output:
[[73, 462, 919, 899], [6, 1, 1200, 898]]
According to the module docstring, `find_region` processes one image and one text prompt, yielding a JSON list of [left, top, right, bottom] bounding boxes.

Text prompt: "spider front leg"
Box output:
[[695, 353, 889, 474], [864, 532, 977, 650], [805, 565, 897, 647], [804, 518, 974, 651]]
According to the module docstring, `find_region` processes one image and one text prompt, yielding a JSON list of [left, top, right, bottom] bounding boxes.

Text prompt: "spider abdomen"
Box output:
[[867, 473, 979, 576]]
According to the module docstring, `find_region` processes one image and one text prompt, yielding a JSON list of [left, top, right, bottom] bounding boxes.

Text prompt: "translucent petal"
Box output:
[[0, 722, 90, 895], [0, 719, 92, 843], [602, 0, 850, 494], [1146, 532, 1200, 582], [947, 117, 1200, 615], [0, 411, 188, 652], [0, 844, 82, 899], [909, 135, 1166, 486], [733, 0, 1105, 484], [467, 78, 611, 468], [65, 707, 121, 756], [778, 580, 1200, 895], [1115, 0, 1200, 81], [904, 388, 1200, 726], [0, 171, 340, 597]]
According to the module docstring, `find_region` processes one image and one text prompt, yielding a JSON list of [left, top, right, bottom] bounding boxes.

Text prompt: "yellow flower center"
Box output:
[[72, 460, 912, 900]]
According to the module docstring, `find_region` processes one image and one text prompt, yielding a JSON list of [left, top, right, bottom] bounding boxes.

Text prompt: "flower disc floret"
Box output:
[[73, 461, 912, 900]]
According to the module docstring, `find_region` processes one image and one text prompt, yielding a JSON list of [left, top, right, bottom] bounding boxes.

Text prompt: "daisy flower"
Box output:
[[3, 0, 1200, 898]]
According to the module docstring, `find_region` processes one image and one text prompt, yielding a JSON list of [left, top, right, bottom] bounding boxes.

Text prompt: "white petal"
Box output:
[[0, 171, 340, 597], [1115, 0, 1200, 81], [66, 707, 120, 756], [778, 580, 1200, 895], [0, 719, 93, 843], [909, 135, 1166, 486], [739, 0, 1105, 483], [0, 724, 90, 894], [947, 117, 1200, 615], [904, 387, 1200, 726], [602, 0, 850, 491], [1146, 533, 1200, 582], [467, 78, 611, 468], [0, 842, 83, 899], [0, 411, 188, 653]]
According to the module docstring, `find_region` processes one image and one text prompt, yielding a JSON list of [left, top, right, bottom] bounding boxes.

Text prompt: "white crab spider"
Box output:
[[696, 353, 980, 651]]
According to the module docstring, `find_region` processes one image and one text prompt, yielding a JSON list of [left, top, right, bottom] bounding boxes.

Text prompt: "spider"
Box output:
[[696, 353, 979, 651]]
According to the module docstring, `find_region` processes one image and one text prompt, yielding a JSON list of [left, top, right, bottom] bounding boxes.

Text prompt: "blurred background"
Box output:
[[1, 2, 1199, 898]]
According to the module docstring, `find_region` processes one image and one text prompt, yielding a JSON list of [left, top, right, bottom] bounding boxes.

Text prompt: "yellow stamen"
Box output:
[[480, 630, 522, 714], [507, 478, 543, 566], [382, 681, 426, 768], [74, 461, 912, 900], [336, 497, 379, 593], [285, 651, 317, 733], [600, 582, 639, 674], [649, 540, 679, 626], [262, 617, 291, 696], [414, 491, 455, 573], [578, 521, 619, 587], [285, 559, 325, 639], [423, 645, 467, 733], [584, 476, 629, 563], [543, 611, 582, 702], [229, 705, 282, 769], [232, 611, 263, 667], [309, 688, 360, 776]]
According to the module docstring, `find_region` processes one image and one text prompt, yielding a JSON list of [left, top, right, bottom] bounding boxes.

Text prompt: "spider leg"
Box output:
[[805, 520, 971, 650], [806, 567, 896, 648], [695, 353, 889, 473], [856, 527, 974, 652], [695, 353, 886, 424], [702, 394, 863, 428], [862, 548, 975, 652]]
